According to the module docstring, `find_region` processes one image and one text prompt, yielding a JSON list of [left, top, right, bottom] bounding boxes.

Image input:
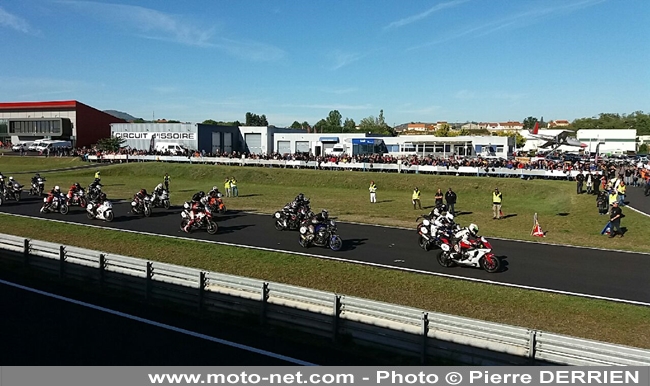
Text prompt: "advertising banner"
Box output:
[[113, 132, 196, 141]]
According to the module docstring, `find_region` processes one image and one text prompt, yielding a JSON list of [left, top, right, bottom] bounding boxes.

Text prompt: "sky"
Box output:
[[0, 0, 648, 127]]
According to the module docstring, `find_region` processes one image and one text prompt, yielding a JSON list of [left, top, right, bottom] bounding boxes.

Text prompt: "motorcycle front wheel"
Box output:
[[59, 204, 69, 215], [298, 236, 309, 248], [144, 205, 152, 217], [180, 219, 191, 233], [436, 250, 455, 268], [163, 200, 170, 210], [105, 211, 114, 222], [86, 211, 95, 220], [274, 220, 284, 231], [329, 235, 343, 251], [14, 193, 20, 202], [418, 235, 430, 251], [79, 197, 87, 208], [206, 221, 218, 235], [480, 255, 501, 273]]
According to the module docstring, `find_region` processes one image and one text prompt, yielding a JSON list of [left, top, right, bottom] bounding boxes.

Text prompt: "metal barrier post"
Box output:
[[59, 246, 66, 279], [528, 329, 537, 363], [99, 253, 106, 290], [333, 294, 342, 342], [421, 312, 429, 364], [260, 282, 270, 325], [23, 238, 30, 266], [146, 262, 154, 302], [198, 271, 208, 313]]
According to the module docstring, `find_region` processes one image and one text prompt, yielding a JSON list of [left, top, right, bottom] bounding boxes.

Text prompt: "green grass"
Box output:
[[0, 213, 648, 349], [19, 160, 650, 253], [0, 156, 84, 173]]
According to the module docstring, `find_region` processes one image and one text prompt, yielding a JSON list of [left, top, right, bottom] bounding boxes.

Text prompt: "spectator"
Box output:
[[445, 188, 457, 215], [434, 189, 443, 207], [608, 202, 624, 238], [576, 171, 584, 194]]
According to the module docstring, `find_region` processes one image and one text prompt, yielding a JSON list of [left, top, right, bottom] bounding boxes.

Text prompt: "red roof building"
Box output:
[[0, 100, 126, 147]]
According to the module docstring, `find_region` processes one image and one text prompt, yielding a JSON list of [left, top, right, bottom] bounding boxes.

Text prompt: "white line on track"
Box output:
[[627, 205, 650, 218], [1, 212, 649, 307], [0, 278, 317, 366]]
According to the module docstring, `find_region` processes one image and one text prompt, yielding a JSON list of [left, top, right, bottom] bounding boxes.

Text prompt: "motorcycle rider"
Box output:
[[31, 173, 45, 192], [67, 182, 83, 201], [132, 188, 148, 212], [45, 186, 62, 208], [152, 183, 165, 204], [304, 209, 330, 242], [453, 223, 481, 260], [183, 191, 208, 232], [89, 192, 108, 217], [7, 176, 20, 190], [208, 185, 222, 198], [163, 173, 171, 190]]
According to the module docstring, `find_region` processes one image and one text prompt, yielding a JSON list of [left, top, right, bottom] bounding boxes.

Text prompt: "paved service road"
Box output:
[[1, 197, 649, 304]]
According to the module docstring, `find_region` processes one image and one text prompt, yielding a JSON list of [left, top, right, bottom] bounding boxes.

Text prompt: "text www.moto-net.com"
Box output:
[[148, 372, 356, 384]]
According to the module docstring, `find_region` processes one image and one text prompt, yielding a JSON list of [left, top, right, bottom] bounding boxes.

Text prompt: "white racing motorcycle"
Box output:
[[86, 200, 114, 222], [436, 235, 501, 273]]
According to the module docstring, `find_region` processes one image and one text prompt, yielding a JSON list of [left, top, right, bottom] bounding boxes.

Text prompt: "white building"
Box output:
[[577, 129, 636, 155]]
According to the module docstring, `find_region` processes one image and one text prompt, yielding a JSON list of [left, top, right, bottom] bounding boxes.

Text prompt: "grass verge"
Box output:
[[0, 213, 648, 349], [0, 156, 84, 173]]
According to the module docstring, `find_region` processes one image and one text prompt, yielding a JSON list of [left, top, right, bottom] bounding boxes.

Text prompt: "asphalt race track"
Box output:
[[0, 195, 649, 305]]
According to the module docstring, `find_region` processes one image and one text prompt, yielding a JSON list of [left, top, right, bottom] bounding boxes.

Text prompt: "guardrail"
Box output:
[[86, 154, 593, 179], [1, 232, 648, 366]]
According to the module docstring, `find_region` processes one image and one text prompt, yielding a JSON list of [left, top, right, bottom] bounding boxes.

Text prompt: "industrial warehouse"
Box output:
[[0, 100, 126, 148]]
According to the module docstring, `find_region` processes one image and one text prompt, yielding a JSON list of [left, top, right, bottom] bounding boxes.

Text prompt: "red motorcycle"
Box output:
[[180, 203, 218, 234]]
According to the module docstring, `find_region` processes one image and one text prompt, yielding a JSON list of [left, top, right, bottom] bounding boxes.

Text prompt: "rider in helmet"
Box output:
[[31, 173, 41, 185], [453, 223, 480, 260], [46, 185, 61, 207], [183, 192, 208, 232], [305, 209, 329, 241], [133, 188, 148, 210], [67, 182, 82, 200], [152, 183, 165, 203], [7, 176, 18, 189], [89, 192, 108, 216], [208, 185, 221, 198]]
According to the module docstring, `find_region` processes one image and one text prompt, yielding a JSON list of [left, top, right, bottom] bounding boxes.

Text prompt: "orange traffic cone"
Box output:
[[531, 213, 545, 237]]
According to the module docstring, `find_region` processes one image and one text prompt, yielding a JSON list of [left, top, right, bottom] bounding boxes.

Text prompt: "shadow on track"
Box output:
[[340, 238, 368, 251]]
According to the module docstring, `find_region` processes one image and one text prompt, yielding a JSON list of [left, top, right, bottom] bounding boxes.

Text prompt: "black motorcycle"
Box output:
[[298, 220, 343, 251], [30, 177, 46, 196], [274, 205, 311, 231]]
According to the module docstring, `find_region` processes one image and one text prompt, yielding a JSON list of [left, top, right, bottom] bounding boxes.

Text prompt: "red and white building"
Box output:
[[0, 100, 126, 148]]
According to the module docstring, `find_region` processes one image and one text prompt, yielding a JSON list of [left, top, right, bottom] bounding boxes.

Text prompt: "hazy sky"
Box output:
[[1, 0, 648, 126]]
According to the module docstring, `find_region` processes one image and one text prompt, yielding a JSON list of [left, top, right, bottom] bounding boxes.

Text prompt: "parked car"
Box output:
[[11, 142, 33, 152]]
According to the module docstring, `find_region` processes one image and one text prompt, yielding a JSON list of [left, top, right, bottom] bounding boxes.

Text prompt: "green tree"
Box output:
[[522, 116, 538, 130], [638, 143, 648, 154], [313, 119, 327, 133], [245, 112, 268, 126], [434, 125, 450, 137], [301, 121, 311, 133], [323, 110, 342, 132], [496, 130, 526, 148], [343, 118, 356, 132], [290, 121, 302, 129], [96, 136, 126, 152]]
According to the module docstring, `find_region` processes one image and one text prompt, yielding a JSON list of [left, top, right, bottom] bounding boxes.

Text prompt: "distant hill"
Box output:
[[104, 110, 140, 121]]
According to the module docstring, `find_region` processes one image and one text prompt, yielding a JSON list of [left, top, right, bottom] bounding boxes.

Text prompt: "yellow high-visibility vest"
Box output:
[[608, 192, 617, 205], [369, 184, 377, 193], [225, 180, 231, 189], [412, 190, 421, 200], [617, 185, 626, 195], [492, 192, 502, 204], [230, 179, 237, 187]]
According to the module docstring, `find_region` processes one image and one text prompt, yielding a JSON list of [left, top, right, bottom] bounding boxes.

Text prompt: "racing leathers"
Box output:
[[452, 227, 480, 260], [184, 196, 209, 232], [304, 211, 329, 242]]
